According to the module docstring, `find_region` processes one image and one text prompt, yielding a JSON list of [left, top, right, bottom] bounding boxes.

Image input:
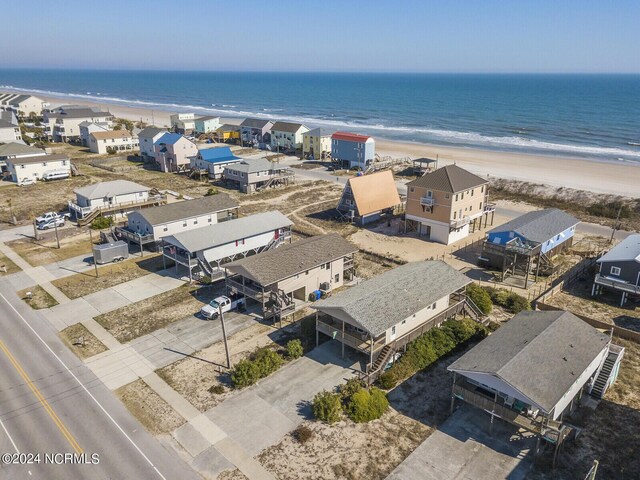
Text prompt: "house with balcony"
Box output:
[[152, 133, 198, 172], [214, 124, 241, 142], [137, 127, 167, 159], [331, 132, 375, 170], [302, 127, 333, 160], [89, 130, 139, 154], [225, 234, 357, 322], [190, 146, 242, 179], [0, 93, 47, 119], [43, 106, 114, 142], [0, 111, 22, 144], [6, 153, 70, 184], [312, 260, 480, 380], [161, 211, 293, 282], [0, 142, 47, 171], [240, 118, 274, 146], [481, 208, 580, 286], [69, 180, 163, 224], [119, 193, 239, 249], [170, 113, 196, 134], [270, 121, 308, 152], [449, 310, 624, 456], [79, 121, 110, 147], [405, 164, 494, 245], [337, 170, 402, 225], [223, 158, 294, 193], [194, 116, 221, 135], [592, 234, 640, 306]]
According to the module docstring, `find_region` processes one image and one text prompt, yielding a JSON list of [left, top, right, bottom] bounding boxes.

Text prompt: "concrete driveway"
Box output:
[[387, 405, 535, 480]]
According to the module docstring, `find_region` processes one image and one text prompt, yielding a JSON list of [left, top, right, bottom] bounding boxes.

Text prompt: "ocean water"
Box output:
[[1, 69, 639, 163]]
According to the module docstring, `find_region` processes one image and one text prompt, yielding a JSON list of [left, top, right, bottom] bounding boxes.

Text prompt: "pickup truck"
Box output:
[[200, 295, 244, 319], [36, 211, 70, 224]]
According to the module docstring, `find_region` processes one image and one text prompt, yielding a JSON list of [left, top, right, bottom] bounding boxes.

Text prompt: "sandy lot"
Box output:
[[17, 285, 58, 309], [7, 230, 94, 266], [58, 323, 108, 359]]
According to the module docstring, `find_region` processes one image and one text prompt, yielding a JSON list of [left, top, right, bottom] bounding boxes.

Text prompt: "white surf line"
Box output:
[[0, 292, 168, 480], [0, 416, 20, 453]]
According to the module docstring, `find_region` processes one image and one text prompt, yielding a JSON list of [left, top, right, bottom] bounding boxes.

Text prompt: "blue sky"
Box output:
[[3, 0, 639, 73]]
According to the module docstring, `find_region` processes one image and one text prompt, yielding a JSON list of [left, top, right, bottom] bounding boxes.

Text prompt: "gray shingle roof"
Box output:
[[225, 234, 358, 286], [133, 194, 239, 226], [407, 164, 487, 193], [597, 234, 640, 263], [75, 180, 149, 199], [488, 208, 580, 244], [164, 211, 292, 253], [227, 159, 289, 174], [304, 127, 334, 137], [448, 310, 610, 413], [240, 118, 274, 129], [8, 153, 68, 165], [271, 121, 307, 133], [312, 261, 471, 337], [0, 142, 45, 157], [47, 108, 112, 119], [137, 127, 166, 139]]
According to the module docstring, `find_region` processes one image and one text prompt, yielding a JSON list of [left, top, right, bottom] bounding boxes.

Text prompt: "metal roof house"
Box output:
[[312, 261, 483, 381], [223, 159, 295, 194], [592, 234, 640, 305], [225, 234, 358, 322], [449, 310, 624, 458], [337, 170, 402, 225], [161, 211, 293, 281], [190, 147, 242, 179], [331, 132, 375, 170], [481, 209, 580, 286], [119, 194, 240, 248]]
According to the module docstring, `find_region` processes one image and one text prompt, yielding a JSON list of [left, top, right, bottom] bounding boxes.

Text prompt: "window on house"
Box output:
[[391, 326, 396, 335], [401, 320, 406, 325], [183, 222, 187, 227], [410, 187, 414, 193], [445, 193, 450, 199], [163, 226, 168, 232], [471, 189, 474, 196], [453, 211, 457, 219], [481, 185, 484, 193], [432, 302, 436, 309], [334, 273, 340, 283], [479, 202, 482, 210], [461, 192, 464, 200], [306, 270, 309, 275], [208, 218, 212, 223], [610, 266, 621, 276], [455, 194, 458, 201], [194, 219, 198, 225]]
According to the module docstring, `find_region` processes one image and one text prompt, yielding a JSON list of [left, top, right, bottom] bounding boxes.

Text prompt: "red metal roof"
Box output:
[[331, 131, 371, 143]]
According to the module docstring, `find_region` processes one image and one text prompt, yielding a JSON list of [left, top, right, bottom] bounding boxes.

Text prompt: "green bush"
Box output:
[[347, 387, 389, 423], [339, 378, 364, 404], [286, 339, 304, 359], [508, 294, 531, 313], [312, 390, 342, 424], [90, 216, 114, 230], [377, 371, 397, 390], [483, 286, 530, 313], [587, 201, 632, 219], [293, 425, 313, 444], [231, 348, 284, 388], [230, 359, 260, 388], [205, 187, 219, 196], [466, 284, 492, 314], [253, 348, 283, 377]]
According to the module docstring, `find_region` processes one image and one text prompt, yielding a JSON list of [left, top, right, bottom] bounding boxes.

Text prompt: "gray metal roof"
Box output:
[[8, 153, 68, 165], [0, 142, 45, 158], [488, 208, 580, 244], [271, 121, 307, 133], [164, 211, 292, 253], [303, 127, 334, 137], [134, 194, 239, 226], [47, 108, 112, 119], [312, 261, 471, 337], [597, 234, 640, 264], [407, 164, 487, 193], [448, 310, 610, 413], [240, 118, 274, 129], [74, 180, 149, 199], [225, 234, 358, 286], [137, 127, 166, 139], [227, 158, 289, 174]]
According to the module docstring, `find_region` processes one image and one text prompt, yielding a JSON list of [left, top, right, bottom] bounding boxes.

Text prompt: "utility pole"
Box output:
[[7, 199, 16, 225], [89, 227, 98, 277], [53, 218, 60, 249], [609, 206, 622, 244], [219, 304, 231, 370]]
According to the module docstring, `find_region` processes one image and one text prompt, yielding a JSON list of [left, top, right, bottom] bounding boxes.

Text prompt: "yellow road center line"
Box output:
[[0, 340, 83, 454]]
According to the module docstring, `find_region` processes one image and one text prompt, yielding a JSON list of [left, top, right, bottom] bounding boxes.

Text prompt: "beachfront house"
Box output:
[[6, 153, 70, 184], [225, 234, 358, 322], [448, 310, 624, 451], [152, 133, 198, 172], [481, 208, 579, 285], [138, 127, 167, 159], [194, 116, 221, 135], [170, 113, 196, 135], [68, 180, 161, 222], [214, 124, 241, 142], [119, 194, 239, 249], [405, 164, 495, 245], [240, 118, 274, 146], [89, 130, 139, 154], [43, 106, 114, 142], [270, 121, 309, 152], [161, 211, 293, 281], [337, 170, 402, 225], [223, 158, 295, 194], [190, 146, 242, 179], [302, 127, 333, 160], [0, 93, 47, 119], [0, 112, 22, 144], [79, 121, 110, 147], [312, 260, 478, 380], [592, 234, 640, 306], [330, 132, 375, 170]]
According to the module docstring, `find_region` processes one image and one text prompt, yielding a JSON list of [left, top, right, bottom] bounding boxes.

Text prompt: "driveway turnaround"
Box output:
[[387, 405, 535, 480]]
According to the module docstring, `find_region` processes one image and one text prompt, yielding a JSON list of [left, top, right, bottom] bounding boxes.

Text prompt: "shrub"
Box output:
[[483, 286, 530, 313], [90, 216, 113, 230], [208, 384, 225, 395], [205, 187, 219, 196], [466, 284, 492, 314], [286, 339, 304, 359], [230, 347, 284, 388], [293, 425, 313, 444], [507, 294, 531, 313], [587, 201, 632, 219], [347, 387, 389, 423], [312, 390, 342, 424], [377, 370, 397, 390], [339, 378, 364, 404], [230, 359, 260, 388], [252, 348, 283, 377]]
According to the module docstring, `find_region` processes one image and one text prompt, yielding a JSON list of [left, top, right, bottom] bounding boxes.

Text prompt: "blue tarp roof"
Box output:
[[198, 147, 241, 163], [155, 132, 184, 145]]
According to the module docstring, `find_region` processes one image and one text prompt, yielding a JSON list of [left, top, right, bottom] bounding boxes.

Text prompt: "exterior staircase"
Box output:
[[196, 251, 214, 276], [370, 344, 394, 373], [462, 297, 487, 324], [76, 208, 102, 227], [591, 345, 625, 399]]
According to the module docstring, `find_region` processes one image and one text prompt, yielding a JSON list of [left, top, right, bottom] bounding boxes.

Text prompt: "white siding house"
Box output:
[[6, 153, 70, 184]]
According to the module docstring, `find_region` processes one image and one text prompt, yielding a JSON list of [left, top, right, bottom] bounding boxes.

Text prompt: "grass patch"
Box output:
[[7, 232, 94, 267], [18, 285, 58, 309], [52, 254, 166, 299], [0, 251, 21, 275], [59, 323, 108, 359], [94, 284, 209, 343]]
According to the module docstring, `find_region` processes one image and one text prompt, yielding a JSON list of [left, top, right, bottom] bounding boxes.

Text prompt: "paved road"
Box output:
[[0, 283, 200, 480]]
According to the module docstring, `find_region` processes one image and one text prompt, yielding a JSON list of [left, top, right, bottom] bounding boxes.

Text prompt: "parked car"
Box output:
[[37, 217, 65, 230], [200, 294, 245, 319], [36, 211, 70, 224], [18, 178, 36, 186]]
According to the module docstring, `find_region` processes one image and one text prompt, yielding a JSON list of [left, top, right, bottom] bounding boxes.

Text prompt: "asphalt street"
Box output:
[[0, 283, 200, 480]]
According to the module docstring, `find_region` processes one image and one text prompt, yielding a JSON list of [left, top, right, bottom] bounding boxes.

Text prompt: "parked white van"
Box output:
[[42, 169, 70, 181]]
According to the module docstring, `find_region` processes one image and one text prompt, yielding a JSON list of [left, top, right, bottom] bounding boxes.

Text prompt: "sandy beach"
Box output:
[[39, 93, 640, 198]]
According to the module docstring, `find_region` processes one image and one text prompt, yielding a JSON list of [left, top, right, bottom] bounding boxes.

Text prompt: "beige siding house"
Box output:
[[224, 158, 294, 193], [89, 130, 139, 154]]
